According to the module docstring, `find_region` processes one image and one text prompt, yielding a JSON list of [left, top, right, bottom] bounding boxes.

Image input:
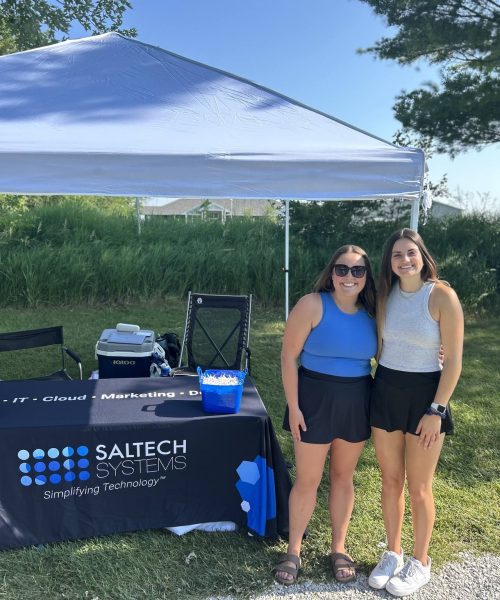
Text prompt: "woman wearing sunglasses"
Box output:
[[368, 229, 463, 597], [275, 245, 377, 585]]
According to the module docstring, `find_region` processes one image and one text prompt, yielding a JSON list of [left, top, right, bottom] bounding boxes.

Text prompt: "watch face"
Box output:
[[433, 403, 446, 414]]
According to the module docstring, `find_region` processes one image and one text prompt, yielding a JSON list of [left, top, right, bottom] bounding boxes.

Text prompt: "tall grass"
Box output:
[[0, 199, 498, 311]]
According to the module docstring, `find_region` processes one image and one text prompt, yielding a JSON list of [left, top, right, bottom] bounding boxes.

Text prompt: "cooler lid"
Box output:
[[96, 328, 155, 354]]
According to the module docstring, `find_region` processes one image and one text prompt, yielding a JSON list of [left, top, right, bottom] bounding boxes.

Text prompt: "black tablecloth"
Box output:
[[0, 376, 291, 550]]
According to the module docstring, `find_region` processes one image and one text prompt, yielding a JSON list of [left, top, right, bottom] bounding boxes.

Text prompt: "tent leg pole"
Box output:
[[135, 197, 142, 235], [410, 198, 419, 232], [285, 200, 290, 320]]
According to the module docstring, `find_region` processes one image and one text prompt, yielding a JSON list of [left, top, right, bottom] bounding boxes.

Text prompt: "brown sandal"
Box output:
[[274, 553, 300, 586], [330, 552, 357, 583]]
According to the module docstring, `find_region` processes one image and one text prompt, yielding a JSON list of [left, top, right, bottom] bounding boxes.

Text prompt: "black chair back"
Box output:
[[180, 292, 252, 373], [0, 326, 82, 381], [0, 326, 64, 352]]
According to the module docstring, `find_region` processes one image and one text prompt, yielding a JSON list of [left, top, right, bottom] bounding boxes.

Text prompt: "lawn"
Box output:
[[0, 298, 498, 600]]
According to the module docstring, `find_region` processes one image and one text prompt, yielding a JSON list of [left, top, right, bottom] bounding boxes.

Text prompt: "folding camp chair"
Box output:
[[178, 292, 252, 373], [0, 326, 82, 381]]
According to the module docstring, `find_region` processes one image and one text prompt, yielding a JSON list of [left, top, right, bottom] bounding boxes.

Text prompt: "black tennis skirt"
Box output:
[[282, 366, 372, 444], [370, 365, 454, 436]]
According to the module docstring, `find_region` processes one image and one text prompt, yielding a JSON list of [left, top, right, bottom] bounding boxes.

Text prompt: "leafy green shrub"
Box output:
[[421, 214, 500, 312]]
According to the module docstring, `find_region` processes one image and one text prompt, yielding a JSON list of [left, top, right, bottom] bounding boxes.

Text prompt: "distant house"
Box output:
[[430, 200, 464, 218], [141, 198, 276, 222], [141, 197, 463, 223]]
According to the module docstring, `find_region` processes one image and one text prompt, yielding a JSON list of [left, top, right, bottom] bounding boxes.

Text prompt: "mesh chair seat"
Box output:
[[179, 292, 252, 373]]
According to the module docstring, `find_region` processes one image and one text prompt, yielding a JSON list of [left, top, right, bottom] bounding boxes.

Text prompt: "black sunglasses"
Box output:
[[333, 264, 367, 278]]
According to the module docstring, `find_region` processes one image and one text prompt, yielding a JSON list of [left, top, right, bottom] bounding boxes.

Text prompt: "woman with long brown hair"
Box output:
[[275, 244, 377, 585], [368, 228, 463, 597]]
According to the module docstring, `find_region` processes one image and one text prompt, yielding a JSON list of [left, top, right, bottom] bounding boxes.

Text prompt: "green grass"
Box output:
[[0, 301, 498, 599]]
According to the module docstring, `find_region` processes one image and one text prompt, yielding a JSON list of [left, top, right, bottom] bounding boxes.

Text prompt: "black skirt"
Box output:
[[283, 366, 372, 444], [370, 365, 454, 436]]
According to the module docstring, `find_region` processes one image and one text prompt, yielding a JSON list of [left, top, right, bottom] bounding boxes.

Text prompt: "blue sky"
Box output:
[[73, 0, 499, 207]]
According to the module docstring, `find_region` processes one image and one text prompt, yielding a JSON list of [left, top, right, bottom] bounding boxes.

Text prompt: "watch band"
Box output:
[[426, 407, 445, 418]]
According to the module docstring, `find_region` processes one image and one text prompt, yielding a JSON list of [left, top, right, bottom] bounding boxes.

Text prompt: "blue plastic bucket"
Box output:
[[197, 368, 247, 414]]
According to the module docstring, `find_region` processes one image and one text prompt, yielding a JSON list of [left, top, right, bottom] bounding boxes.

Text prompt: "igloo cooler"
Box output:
[[96, 323, 155, 378]]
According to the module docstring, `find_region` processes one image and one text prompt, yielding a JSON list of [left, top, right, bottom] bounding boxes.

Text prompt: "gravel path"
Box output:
[[210, 553, 500, 600]]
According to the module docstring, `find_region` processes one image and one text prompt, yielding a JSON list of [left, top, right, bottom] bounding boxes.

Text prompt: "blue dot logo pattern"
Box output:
[[17, 446, 90, 486], [235, 455, 276, 537]]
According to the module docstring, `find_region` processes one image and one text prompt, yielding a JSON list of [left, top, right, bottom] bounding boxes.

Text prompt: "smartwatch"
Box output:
[[426, 402, 447, 418]]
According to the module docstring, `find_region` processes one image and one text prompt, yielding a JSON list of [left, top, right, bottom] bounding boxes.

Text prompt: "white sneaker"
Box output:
[[368, 550, 404, 589], [385, 556, 431, 597]]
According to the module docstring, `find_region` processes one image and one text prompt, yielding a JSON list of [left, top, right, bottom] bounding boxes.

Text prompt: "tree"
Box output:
[[393, 130, 450, 206], [359, 0, 500, 156], [0, 0, 136, 55]]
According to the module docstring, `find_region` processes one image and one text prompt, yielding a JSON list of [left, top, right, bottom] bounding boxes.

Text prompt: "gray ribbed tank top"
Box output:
[[379, 281, 441, 372]]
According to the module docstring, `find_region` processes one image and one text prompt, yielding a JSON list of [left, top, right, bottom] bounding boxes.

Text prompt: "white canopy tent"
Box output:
[[0, 33, 425, 314]]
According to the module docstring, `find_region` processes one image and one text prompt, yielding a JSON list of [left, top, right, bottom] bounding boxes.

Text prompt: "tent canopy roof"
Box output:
[[0, 32, 424, 199]]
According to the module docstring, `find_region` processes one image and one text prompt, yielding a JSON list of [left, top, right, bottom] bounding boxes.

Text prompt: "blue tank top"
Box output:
[[300, 292, 377, 377]]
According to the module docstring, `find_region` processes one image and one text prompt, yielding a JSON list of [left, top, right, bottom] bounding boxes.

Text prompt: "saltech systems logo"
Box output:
[[17, 439, 188, 492], [18, 446, 90, 486]]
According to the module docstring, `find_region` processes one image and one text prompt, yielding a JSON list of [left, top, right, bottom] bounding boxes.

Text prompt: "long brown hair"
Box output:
[[377, 228, 439, 355], [313, 244, 376, 317]]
